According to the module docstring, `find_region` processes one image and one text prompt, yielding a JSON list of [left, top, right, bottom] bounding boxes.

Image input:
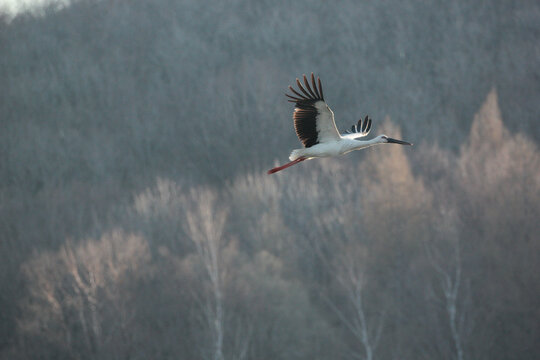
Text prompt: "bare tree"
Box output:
[[327, 255, 385, 360], [424, 206, 471, 360], [17, 230, 150, 357], [307, 225, 385, 360], [183, 188, 229, 360]]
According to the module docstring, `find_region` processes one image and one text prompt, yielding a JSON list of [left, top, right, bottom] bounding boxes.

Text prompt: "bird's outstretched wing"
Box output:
[[286, 73, 340, 148], [341, 115, 372, 140]]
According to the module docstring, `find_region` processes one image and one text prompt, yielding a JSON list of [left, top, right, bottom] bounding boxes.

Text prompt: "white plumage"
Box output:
[[268, 73, 412, 174]]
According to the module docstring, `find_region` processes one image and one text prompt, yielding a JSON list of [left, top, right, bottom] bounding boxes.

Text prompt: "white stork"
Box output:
[[268, 73, 412, 174]]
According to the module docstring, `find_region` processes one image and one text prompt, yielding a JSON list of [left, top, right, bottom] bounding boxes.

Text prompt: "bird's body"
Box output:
[[289, 136, 385, 161], [268, 73, 412, 174]]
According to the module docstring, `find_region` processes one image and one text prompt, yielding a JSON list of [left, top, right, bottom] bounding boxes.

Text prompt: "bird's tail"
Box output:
[[289, 149, 304, 161]]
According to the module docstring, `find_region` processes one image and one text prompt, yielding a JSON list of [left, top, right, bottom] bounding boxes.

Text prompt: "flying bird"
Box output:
[[267, 73, 413, 174]]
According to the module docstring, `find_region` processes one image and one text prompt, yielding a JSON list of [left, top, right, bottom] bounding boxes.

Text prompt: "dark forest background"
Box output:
[[1, 0, 539, 359]]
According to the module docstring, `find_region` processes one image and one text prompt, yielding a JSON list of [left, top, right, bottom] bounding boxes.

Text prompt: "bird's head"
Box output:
[[377, 134, 413, 146]]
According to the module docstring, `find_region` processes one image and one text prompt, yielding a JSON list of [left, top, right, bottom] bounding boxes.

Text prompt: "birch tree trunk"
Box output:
[[424, 208, 469, 360], [185, 189, 228, 360]]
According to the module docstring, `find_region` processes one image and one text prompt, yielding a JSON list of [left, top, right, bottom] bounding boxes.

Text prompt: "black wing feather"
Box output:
[[361, 116, 369, 132], [303, 75, 318, 99], [348, 115, 373, 137], [318, 77, 324, 100], [288, 85, 305, 100], [286, 73, 325, 103], [293, 102, 320, 148], [286, 73, 326, 147]]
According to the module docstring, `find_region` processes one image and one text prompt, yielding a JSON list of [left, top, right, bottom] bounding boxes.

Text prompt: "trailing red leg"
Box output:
[[267, 157, 306, 174]]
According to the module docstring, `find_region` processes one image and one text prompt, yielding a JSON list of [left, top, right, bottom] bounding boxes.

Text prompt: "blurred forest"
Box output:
[[1, 0, 540, 359]]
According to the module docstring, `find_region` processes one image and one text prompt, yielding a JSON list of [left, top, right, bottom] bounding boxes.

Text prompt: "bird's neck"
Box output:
[[339, 137, 381, 155], [350, 137, 382, 151]]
